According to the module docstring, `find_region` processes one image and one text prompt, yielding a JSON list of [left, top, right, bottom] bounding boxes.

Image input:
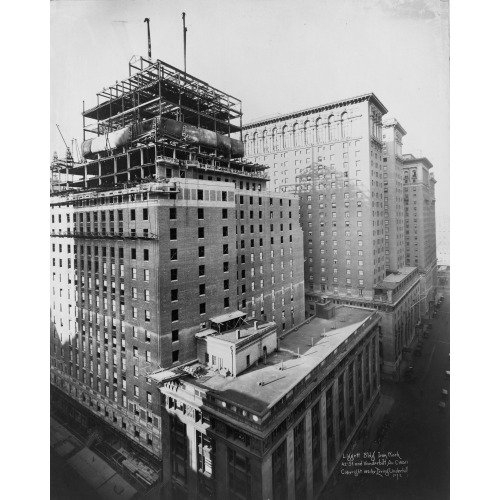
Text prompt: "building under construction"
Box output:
[[50, 56, 305, 498], [66, 56, 261, 189]]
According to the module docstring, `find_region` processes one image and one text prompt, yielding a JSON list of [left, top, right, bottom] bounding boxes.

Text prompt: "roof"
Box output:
[[181, 307, 378, 414], [195, 329, 217, 339], [242, 93, 388, 129], [375, 267, 417, 290], [402, 154, 434, 170], [210, 310, 246, 324], [214, 321, 275, 345], [382, 117, 407, 136], [149, 369, 184, 383]]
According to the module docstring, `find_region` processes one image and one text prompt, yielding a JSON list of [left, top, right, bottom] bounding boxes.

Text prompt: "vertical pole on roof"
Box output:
[[144, 18, 152, 59], [82, 101, 86, 142], [182, 13, 187, 75]]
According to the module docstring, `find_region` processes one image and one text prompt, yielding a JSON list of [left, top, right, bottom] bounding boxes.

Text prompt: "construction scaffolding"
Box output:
[[83, 56, 242, 138], [58, 57, 267, 191], [50, 149, 76, 193]]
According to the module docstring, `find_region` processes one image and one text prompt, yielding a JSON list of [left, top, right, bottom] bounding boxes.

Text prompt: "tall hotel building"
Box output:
[[50, 57, 305, 487], [381, 118, 406, 273], [402, 154, 438, 316], [243, 96, 434, 376], [243, 94, 388, 298]]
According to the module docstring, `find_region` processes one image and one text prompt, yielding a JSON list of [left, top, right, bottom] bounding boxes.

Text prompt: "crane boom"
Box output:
[[56, 124, 69, 150]]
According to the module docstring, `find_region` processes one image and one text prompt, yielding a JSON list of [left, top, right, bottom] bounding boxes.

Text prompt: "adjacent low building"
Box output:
[[158, 306, 381, 500]]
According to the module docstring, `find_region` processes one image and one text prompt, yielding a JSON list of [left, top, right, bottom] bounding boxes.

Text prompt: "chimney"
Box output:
[[254, 321, 258, 331], [236, 329, 241, 339]]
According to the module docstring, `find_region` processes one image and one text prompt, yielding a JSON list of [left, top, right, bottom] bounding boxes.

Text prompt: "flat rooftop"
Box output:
[[375, 266, 417, 289], [176, 306, 377, 415]]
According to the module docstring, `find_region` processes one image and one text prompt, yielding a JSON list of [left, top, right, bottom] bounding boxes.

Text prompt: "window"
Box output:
[[132, 287, 137, 299], [199, 284, 206, 296], [143, 208, 149, 220], [222, 208, 228, 219], [170, 228, 177, 240], [171, 289, 178, 301], [172, 310, 179, 322], [223, 226, 228, 237], [144, 249, 149, 261], [198, 246, 205, 258], [144, 290, 150, 301], [224, 279, 229, 290], [198, 208, 204, 219], [172, 330, 179, 342], [200, 303, 206, 314], [223, 244, 229, 254], [131, 248, 136, 259], [198, 227, 204, 239], [171, 269, 178, 281], [224, 297, 230, 308], [170, 208, 176, 219], [223, 262, 229, 272], [172, 350, 179, 362], [170, 249, 177, 261], [197, 189, 204, 200], [199, 265, 205, 277]]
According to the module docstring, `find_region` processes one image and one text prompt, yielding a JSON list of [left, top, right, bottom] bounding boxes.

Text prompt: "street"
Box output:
[[321, 288, 450, 499]]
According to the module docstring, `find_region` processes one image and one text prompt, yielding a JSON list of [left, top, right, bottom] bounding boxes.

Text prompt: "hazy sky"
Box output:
[[51, 0, 449, 225]]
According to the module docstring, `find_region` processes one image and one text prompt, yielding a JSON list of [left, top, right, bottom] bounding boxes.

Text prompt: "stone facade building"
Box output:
[[402, 154, 438, 316], [382, 118, 407, 274], [158, 306, 381, 500], [243, 97, 434, 376], [243, 94, 388, 300]]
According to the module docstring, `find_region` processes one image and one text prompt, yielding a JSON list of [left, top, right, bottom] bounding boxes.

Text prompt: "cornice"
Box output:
[[403, 156, 434, 170], [243, 93, 388, 130]]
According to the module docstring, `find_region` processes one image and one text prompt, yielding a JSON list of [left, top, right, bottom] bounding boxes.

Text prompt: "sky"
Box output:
[[51, 0, 450, 227]]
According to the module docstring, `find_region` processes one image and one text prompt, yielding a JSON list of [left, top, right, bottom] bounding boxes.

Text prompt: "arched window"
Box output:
[[282, 125, 288, 149], [263, 129, 268, 153], [304, 120, 311, 145], [315, 117, 323, 143], [328, 115, 334, 141], [341, 112, 348, 139], [253, 131, 258, 154], [244, 134, 249, 155], [272, 127, 278, 150], [293, 123, 299, 147]]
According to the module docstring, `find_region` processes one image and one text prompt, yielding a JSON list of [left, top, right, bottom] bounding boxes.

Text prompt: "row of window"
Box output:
[[51, 207, 150, 225]]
